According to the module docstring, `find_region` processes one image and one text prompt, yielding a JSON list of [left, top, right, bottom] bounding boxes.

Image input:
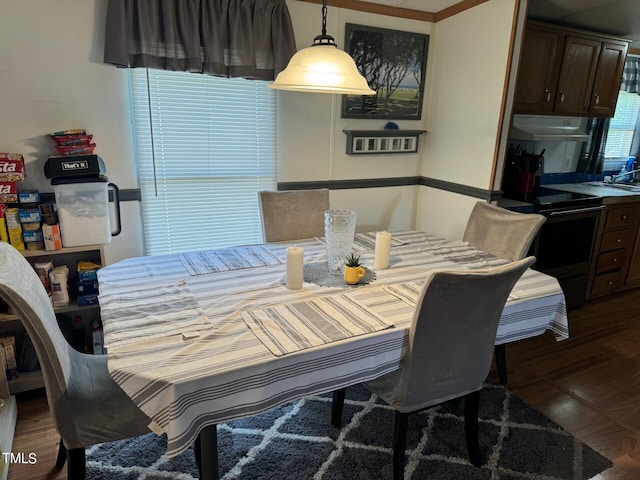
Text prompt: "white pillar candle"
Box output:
[[374, 231, 392, 269], [286, 246, 304, 290]]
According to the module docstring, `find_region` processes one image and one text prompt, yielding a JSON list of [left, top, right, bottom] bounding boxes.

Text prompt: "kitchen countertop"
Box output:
[[544, 183, 640, 204]]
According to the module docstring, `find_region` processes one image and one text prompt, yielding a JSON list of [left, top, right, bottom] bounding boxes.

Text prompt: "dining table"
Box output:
[[97, 230, 568, 479]]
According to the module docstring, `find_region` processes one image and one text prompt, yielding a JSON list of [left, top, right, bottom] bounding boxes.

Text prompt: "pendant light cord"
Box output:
[[321, 0, 327, 37], [313, 0, 336, 47]]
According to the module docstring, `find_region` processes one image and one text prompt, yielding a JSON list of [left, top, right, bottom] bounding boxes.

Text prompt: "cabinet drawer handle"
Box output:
[[622, 215, 627, 220], [545, 88, 551, 103], [594, 93, 600, 105], [612, 258, 618, 263], [617, 238, 622, 243], [608, 281, 614, 285], [559, 92, 565, 103]]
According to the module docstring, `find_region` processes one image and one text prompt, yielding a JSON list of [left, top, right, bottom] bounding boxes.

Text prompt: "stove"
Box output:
[[526, 186, 605, 309], [532, 187, 603, 213]]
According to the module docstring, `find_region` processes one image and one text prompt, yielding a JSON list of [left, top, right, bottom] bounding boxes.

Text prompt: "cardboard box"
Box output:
[[18, 208, 41, 224], [77, 280, 99, 296], [42, 223, 62, 250], [0, 181, 18, 204], [22, 230, 43, 243], [1, 335, 18, 380], [18, 190, 39, 204], [0, 217, 7, 243], [5, 208, 24, 250], [77, 260, 102, 282], [77, 294, 99, 306], [0, 204, 7, 243], [0, 154, 25, 182]]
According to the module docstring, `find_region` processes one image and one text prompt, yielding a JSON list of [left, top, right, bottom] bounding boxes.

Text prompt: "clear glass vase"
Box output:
[[324, 209, 357, 275]]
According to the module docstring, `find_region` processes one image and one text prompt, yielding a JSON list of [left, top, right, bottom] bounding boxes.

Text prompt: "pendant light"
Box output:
[[269, 0, 375, 95]]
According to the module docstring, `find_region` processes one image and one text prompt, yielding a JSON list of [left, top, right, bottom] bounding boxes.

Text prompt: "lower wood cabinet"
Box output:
[[626, 220, 640, 287], [588, 202, 640, 298]]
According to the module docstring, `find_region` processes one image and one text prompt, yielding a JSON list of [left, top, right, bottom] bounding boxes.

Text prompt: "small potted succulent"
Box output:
[[344, 253, 366, 285]]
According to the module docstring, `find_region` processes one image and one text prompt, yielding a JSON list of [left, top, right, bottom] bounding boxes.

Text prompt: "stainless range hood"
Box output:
[[509, 115, 590, 142]]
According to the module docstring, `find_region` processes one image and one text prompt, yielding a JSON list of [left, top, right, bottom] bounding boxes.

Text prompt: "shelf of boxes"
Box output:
[[0, 244, 105, 395]]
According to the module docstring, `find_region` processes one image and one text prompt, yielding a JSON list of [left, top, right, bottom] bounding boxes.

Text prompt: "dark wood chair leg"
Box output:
[[195, 424, 219, 480], [494, 344, 508, 384], [56, 438, 67, 468], [392, 411, 409, 480], [331, 387, 347, 427], [464, 390, 482, 467], [66, 447, 86, 480]]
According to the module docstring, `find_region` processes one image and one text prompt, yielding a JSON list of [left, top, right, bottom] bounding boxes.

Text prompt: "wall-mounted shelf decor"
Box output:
[[343, 130, 426, 155]]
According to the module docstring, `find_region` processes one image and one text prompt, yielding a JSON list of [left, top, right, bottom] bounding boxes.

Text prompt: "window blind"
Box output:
[[129, 69, 277, 256], [604, 91, 640, 159]]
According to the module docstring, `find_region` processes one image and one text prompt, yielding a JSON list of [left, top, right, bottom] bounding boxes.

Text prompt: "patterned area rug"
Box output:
[[86, 383, 612, 479]]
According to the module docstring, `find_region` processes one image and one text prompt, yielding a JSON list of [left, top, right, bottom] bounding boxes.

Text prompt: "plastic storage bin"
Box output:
[[54, 181, 118, 247]]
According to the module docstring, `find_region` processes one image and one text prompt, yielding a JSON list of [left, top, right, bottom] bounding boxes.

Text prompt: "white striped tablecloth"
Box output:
[[98, 231, 567, 458]]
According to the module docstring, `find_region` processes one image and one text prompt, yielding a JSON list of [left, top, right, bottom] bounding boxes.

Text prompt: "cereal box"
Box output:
[[0, 154, 25, 182]]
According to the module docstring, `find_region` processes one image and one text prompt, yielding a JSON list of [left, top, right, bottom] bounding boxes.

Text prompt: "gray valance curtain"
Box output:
[[103, 0, 297, 81], [620, 55, 640, 94]]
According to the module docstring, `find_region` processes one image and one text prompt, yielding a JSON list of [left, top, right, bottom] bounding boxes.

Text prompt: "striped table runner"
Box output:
[[99, 280, 210, 347], [179, 245, 282, 275], [242, 289, 394, 356]]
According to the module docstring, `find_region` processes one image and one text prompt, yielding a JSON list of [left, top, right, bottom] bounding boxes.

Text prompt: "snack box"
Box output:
[[50, 134, 93, 146], [77, 280, 99, 296], [0, 181, 18, 204], [77, 260, 102, 282], [50, 129, 86, 136], [18, 190, 40, 204], [0, 154, 25, 182], [55, 144, 96, 156], [22, 230, 44, 243], [77, 294, 99, 307], [18, 208, 41, 224]]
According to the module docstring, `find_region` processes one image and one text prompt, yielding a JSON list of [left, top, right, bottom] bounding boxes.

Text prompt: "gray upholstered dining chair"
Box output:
[[331, 256, 535, 480], [463, 201, 545, 262], [0, 242, 152, 480], [258, 188, 330, 242], [463, 201, 545, 384]]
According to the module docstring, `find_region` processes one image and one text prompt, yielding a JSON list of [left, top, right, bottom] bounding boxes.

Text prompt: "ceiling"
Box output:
[[363, 0, 640, 50]]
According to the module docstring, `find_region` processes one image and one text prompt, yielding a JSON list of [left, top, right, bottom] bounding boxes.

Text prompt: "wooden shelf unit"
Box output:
[[0, 244, 105, 395]]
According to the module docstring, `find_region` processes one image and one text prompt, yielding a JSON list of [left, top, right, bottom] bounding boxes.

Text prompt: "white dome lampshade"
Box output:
[[269, 1, 375, 95]]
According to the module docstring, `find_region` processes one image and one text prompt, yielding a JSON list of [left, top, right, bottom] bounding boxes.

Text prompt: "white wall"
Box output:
[[281, 1, 433, 232], [0, 0, 516, 261], [416, 0, 518, 240], [0, 0, 142, 264]]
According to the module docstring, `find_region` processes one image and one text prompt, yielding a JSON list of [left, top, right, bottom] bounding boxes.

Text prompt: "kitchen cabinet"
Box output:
[[588, 203, 640, 298], [510, 24, 562, 114], [0, 244, 105, 394], [513, 21, 629, 118], [625, 212, 640, 287]]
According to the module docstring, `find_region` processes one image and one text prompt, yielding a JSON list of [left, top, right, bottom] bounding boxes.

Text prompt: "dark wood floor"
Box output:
[[6, 287, 640, 479]]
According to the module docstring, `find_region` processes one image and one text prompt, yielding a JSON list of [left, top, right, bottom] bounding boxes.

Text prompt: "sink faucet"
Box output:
[[607, 168, 640, 183]]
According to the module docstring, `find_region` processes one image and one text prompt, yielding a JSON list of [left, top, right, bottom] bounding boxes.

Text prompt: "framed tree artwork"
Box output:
[[342, 24, 430, 120]]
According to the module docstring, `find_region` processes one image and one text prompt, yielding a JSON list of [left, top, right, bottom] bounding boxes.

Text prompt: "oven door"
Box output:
[[530, 204, 605, 309]]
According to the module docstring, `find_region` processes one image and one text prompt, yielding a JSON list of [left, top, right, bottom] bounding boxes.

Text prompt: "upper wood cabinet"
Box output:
[[513, 21, 629, 118]]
